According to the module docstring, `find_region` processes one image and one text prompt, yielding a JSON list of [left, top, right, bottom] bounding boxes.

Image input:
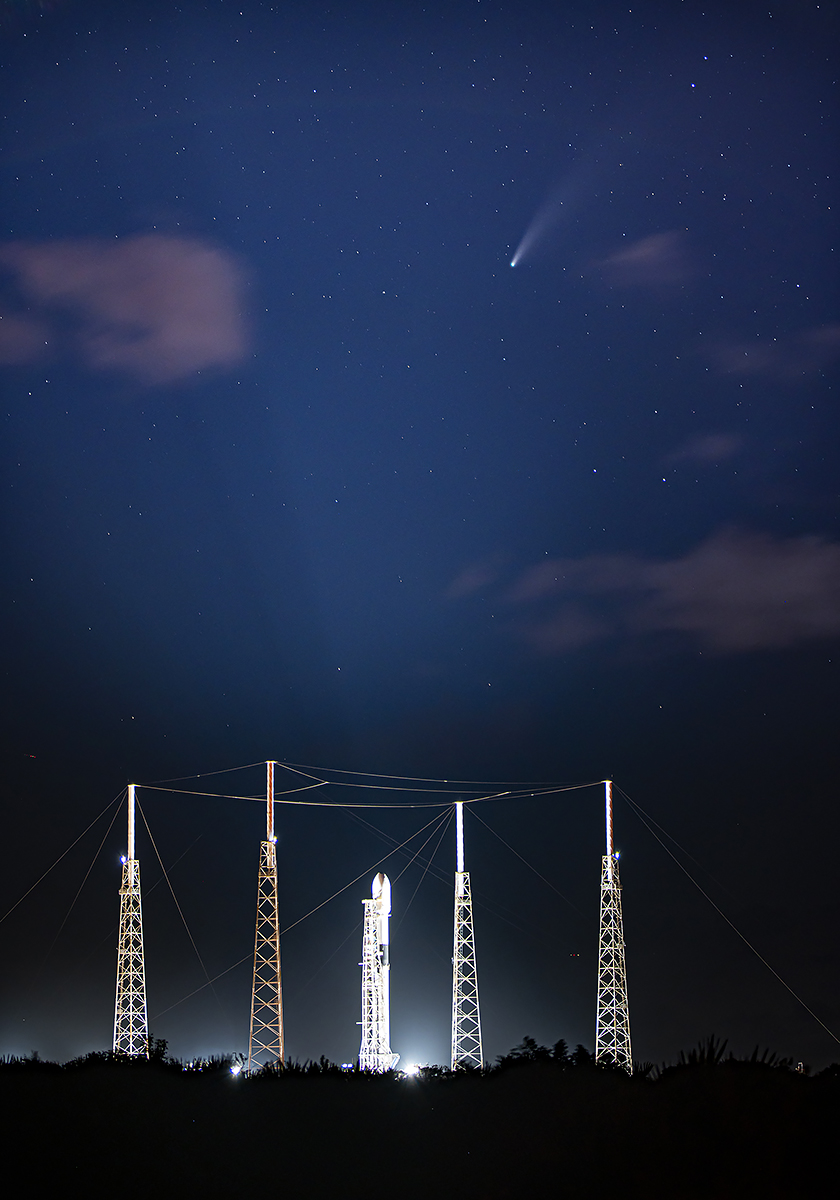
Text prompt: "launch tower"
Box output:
[[451, 801, 483, 1069], [594, 780, 632, 1072], [248, 761, 284, 1071], [359, 872, 396, 1071], [113, 784, 149, 1056]]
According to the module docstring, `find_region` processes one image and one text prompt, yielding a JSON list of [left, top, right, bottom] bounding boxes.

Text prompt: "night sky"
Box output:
[[1, 0, 838, 1071]]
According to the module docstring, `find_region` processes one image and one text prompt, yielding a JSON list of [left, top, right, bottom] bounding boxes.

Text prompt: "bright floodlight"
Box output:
[[230, 1062, 243, 1076], [404, 1063, 420, 1077]]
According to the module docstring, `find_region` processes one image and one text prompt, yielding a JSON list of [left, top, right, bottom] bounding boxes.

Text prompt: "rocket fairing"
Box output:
[[372, 871, 391, 964], [372, 871, 391, 914]]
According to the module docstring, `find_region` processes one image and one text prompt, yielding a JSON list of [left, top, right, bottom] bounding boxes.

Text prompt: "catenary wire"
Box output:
[[612, 786, 738, 901], [395, 810, 454, 931], [137, 782, 324, 802], [29, 799, 124, 993], [144, 757, 594, 790], [0, 789, 124, 927], [278, 759, 587, 788], [292, 919, 364, 1000], [275, 760, 597, 802], [616, 786, 840, 1047], [138, 801, 228, 1024], [468, 807, 584, 915], [142, 761, 269, 785], [136, 779, 594, 808], [389, 810, 452, 886]]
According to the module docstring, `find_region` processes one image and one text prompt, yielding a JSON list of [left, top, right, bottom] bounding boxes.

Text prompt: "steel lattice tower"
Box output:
[[595, 780, 632, 1072], [451, 801, 483, 1069], [113, 784, 149, 1057], [359, 873, 396, 1071], [248, 761, 284, 1072]]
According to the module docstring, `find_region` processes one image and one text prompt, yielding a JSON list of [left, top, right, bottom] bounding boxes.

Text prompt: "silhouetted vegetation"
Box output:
[[654, 1034, 800, 1079], [2, 1037, 837, 1197]]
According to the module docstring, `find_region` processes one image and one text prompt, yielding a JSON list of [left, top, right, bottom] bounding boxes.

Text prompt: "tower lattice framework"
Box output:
[[451, 802, 483, 1069], [359, 874, 394, 1071], [113, 785, 148, 1057], [595, 780, 632, 1072], [248, 762, 284, 1071]]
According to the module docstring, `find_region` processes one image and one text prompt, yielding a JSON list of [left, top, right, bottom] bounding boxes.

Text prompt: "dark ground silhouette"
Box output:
[[3, 1039, 837, 1198]]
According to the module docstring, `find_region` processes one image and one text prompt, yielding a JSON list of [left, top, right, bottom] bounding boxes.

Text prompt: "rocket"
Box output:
[[372, 873, 391, 1054], [360, 872, 397, 1071], [369, 873, 391, 1032]]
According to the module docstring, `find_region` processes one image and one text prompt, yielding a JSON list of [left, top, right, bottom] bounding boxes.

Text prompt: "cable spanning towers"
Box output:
[[595, 779, 632, 1072], [359, 872, 396, 1071], [248, 761, 284, 1072], [451, 800, 483, 1069], [113, 784, 149, 1057]]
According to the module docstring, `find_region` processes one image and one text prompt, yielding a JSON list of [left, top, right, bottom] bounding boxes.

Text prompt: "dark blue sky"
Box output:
[[1, 0, 838, 1069]]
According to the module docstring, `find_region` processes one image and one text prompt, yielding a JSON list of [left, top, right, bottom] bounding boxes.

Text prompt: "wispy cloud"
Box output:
[[450, 529, 840, 655], [0, 234, 249, 384], [445, 559, 504, 600], [594, 230, 690, 288], [665, 433, 741, 465], [713, 323, 840, 380], [0, 309, 50, 364]]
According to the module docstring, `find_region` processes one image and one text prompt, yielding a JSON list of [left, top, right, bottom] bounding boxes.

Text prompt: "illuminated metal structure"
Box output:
[[359, 873, 397, 1071], [248, 761, 284, 1071], [595, 780, 632, 1072], [113, 784, 149, 1056], [451, 801, 483, 1069]]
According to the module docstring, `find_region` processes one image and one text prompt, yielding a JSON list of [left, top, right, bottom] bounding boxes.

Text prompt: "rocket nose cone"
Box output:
[[372, 872, 386, 899]]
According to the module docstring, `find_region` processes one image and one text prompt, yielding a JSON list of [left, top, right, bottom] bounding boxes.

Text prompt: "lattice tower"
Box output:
[[595, 780, 632, 1072], [248, 762, 284, 1071], [359, 873, 395, 1071], [113, 785, 149, 1057], [451, 801, 483, 1069]]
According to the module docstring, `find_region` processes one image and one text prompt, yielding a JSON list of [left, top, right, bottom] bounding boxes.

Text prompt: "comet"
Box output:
[[510, 145, 614, 267], [510, 188, 567, 267]]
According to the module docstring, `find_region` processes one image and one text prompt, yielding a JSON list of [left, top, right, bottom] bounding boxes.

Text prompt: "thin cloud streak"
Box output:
[[460, 529, 840, 654], [713, 323, 840, 380], [0, 310, 50, 364], [665, 433, 741, 465], [0, 234, 249, 384], [594, 230, 691, 288], [445, 559, 504, 600]]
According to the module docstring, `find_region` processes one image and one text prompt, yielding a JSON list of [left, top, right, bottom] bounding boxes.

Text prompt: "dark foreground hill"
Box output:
[[3, 1050, 837, 1198]]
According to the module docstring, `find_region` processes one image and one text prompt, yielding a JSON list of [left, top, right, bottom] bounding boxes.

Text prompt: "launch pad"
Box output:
[[112, 766, 631, 1072]]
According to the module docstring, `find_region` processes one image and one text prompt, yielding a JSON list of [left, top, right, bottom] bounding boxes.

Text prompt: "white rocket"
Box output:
[[359, 872, 398, 1070], [372, 872, 391, 1049]]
